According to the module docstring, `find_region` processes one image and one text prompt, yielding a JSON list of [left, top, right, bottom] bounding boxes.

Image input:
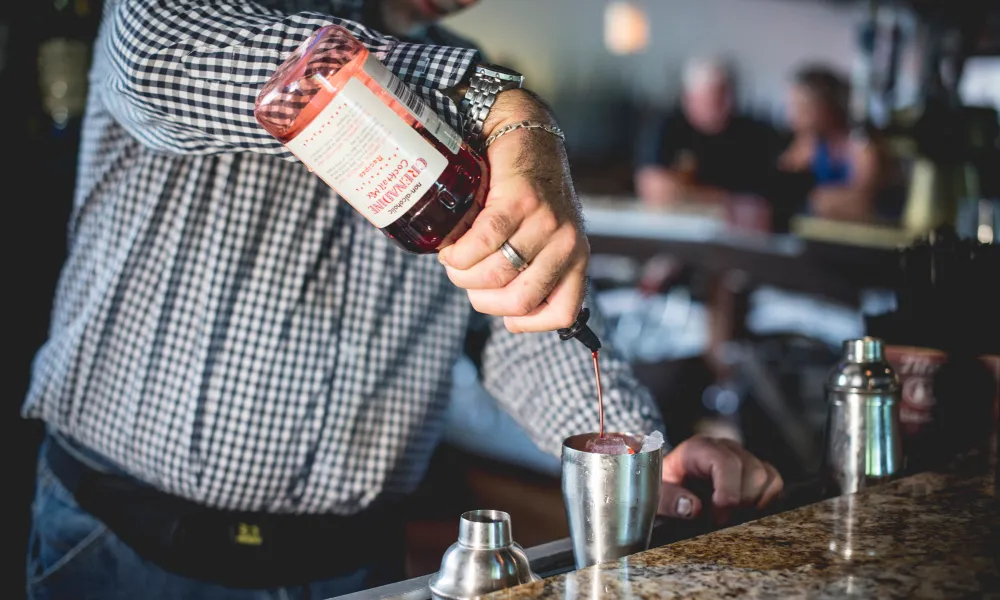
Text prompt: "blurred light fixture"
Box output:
[[604, 1, 649, 55]]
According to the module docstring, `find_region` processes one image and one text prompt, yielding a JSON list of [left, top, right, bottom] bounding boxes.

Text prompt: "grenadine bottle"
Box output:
[[255, 26, 488, 253]]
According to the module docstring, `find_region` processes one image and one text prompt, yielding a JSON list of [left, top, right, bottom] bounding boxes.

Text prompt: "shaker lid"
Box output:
[[428, 510, 540, 600], [843, 337, 884, 363], [826, 337, 899, 393]]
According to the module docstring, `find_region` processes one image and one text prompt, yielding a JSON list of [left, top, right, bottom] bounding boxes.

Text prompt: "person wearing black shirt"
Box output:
[[632, 58, 787, 441], [635, 57, 782, 210]]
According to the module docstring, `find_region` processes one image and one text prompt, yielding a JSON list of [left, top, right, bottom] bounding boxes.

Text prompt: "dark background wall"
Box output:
[[3, 1, 102, 593]]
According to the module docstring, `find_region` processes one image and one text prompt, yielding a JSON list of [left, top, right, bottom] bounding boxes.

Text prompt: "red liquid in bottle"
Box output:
[[254, 26, 487, 254]]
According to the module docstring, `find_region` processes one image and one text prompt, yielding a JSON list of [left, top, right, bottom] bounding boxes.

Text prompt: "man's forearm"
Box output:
[[103, 0, 479, 156]]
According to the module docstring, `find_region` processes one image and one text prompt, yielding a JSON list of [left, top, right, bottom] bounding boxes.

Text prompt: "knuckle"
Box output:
[[474, 229, 498, 254], [556, 220, 578, 239], [721, 450, 743, 473], [536, 211, 561, 236], [551, 308, 577, 330], [700, 435, 726, 452], [487, 266, 512, 289], [541, 265, 563, 293], [520, 192, 541, 213], [717, 438, 745, 455], [548, 228, 579, 261], [567, 225, 589, 254], [488, 211, 514, 238], [772, 467, 785, 488], [753, 465, 770, 489], [511, 292, 538, 317]]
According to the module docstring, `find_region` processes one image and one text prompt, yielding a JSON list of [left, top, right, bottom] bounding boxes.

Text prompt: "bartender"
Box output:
[[23, 1, 783, 598]]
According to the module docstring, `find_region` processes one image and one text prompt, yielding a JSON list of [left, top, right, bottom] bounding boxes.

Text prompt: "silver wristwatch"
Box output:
[[459, 64, 525, 145]]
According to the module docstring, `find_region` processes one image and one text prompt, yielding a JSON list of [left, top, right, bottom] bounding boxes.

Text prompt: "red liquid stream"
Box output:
[[593, 350, 604, 438], [590, 350, 636, 453]]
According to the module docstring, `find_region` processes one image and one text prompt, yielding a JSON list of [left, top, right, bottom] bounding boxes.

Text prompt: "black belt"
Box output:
[[45, 435, 404, 589]]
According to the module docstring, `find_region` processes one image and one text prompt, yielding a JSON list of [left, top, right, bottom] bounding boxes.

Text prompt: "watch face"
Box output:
[[478, 63, 524, 83]]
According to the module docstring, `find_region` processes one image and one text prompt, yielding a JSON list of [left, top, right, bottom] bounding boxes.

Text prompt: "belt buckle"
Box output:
[[232, 521, 265, 547], [175, 513, 269, 553]]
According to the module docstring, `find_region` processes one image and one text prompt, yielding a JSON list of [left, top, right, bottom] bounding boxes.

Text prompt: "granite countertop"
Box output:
[[488, 464, 999, 599]]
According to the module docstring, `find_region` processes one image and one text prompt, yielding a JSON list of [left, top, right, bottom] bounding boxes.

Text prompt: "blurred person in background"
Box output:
[[629, 58, 785, 445], [635, 56, 781, 214], [778, 64, 896, 221]]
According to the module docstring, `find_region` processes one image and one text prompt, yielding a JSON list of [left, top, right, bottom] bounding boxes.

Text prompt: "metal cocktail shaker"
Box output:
[[561, 433, 663, 569], [428, 510, 539, 600], [823, 337, 903, 495]]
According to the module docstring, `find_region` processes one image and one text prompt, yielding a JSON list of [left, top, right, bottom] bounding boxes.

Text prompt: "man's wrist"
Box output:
[[444, 82, 470, 108], [482, 89, 556, 139], [443, 58, 476, 107]]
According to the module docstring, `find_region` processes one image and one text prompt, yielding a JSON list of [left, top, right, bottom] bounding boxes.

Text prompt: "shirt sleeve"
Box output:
[[100, 0, 480, 156], [478, 302, 666, 457]]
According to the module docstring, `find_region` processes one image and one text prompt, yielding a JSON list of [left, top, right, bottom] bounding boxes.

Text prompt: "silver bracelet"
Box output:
[[482, 120, 565, 150]]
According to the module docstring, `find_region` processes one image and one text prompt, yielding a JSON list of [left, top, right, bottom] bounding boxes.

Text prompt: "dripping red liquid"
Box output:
[[592, 350, 604, 438]]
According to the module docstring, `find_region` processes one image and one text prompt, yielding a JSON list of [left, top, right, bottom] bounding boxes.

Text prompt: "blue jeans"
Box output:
[[26, 438, 399, 600]]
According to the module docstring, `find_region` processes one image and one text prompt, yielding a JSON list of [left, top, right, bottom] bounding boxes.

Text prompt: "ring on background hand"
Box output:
[[500, 241, 529, 272]]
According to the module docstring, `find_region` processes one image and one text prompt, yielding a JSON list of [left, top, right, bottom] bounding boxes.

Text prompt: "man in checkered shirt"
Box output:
[[23, 0, 782, 597]]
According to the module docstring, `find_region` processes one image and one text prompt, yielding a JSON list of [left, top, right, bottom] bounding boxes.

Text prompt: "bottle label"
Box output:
[[285, 77, 448, 229], [361, 54, 463, 155]]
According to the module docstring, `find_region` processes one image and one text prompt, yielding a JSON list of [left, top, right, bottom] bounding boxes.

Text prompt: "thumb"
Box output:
[[657, 482, 702, 520]]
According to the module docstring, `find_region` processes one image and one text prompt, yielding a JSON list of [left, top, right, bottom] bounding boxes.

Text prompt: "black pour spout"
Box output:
[[557, 308, 602, 352]]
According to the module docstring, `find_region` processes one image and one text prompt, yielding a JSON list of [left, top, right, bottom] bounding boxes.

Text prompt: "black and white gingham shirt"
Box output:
[[24, 0, 662, 514]]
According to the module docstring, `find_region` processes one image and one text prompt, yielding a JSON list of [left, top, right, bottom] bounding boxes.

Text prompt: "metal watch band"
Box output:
[[461, 74, 501, 142], [460, 66, 524, 145]]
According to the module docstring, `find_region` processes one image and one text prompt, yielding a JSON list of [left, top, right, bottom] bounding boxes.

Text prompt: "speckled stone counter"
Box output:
[[491, 466, 999, 599]]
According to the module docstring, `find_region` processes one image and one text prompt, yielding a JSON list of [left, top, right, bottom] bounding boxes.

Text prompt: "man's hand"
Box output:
[[657, 435, 783, 524], [438, 89, 589, 333], [635, 166, 685, 207]]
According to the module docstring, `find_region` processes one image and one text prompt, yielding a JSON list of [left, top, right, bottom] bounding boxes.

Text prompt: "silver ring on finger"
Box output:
[[500, 241, 529, 272]]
